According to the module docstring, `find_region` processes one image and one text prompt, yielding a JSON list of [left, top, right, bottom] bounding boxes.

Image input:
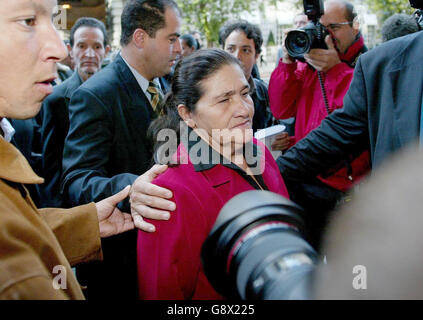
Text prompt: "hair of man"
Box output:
[[120, 0, 180, 46], [381, 13, 419, 42], [219, 20, 263, 55], [70, 17, 108, 47], [180, 34, 197, 50]]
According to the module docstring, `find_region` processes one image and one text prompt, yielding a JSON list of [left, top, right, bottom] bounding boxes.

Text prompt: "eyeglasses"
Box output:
[[324, 21, 353, 31]]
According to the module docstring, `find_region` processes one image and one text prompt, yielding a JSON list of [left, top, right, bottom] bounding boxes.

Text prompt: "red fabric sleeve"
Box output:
[[325, 62, 355, 113], [268, 61, 306, 119], [137, 184, 214, 300]]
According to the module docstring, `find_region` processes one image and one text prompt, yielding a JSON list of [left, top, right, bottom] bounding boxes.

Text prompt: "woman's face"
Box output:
[[189, 63, 254, 154]]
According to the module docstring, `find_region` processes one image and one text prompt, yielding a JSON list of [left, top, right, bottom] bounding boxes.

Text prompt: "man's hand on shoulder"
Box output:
[[129, 165, 176, 233], [304, 35, 341, 73]]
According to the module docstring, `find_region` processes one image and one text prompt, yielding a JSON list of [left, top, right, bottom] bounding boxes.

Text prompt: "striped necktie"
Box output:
[[147, 81, 163, 114]]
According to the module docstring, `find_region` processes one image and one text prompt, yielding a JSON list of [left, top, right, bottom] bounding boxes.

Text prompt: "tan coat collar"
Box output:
[[0, 137, 44, 184]]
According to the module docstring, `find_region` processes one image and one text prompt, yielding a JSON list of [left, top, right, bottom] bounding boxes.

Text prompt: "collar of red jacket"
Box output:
[[338, 33, 366, 65]]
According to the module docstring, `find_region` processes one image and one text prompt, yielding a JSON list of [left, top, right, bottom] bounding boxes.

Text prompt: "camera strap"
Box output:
[[317, 71, 354, 180], [317, 71, 331, 115]]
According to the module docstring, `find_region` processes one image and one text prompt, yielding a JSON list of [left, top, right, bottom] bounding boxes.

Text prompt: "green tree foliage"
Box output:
[[267, 30, 276, 45], [176, 0, 257, 46], [364, 0, 415, 22], [291, 0, 414, 24]]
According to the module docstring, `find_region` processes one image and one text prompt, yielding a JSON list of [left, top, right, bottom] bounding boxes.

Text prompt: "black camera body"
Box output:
[[285, 0, 329, 60]]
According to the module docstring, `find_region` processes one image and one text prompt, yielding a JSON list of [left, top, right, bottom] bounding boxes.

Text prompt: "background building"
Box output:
[[57, 0, 378, 80], [239, 0, 378, 79], [58, 0, 107, 38]]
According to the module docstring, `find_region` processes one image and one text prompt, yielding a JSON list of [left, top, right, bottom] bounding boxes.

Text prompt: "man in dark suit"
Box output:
[[276, 30, 423, 186], [39, 17, 110, 208], [62, 0, 181, 299]]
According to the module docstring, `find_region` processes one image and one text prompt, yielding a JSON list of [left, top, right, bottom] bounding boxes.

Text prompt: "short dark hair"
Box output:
[[381, 13, 419, 42], [218, 20, 263, 54], [180, 34, 197, 50], [120, 0, 180, 46], [70, 17, 108, 48], [190, 31, 202, 49], [149, 49, 241, 163], [344, 1, 357, 22]]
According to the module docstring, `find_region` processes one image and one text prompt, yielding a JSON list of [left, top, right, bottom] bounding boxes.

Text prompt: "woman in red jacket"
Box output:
[[137, 49, 289, 300]]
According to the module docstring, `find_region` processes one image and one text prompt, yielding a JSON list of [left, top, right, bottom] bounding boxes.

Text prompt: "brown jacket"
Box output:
[[0, 137, 102, 299]]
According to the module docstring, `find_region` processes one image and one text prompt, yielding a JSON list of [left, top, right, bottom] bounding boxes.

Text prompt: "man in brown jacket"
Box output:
[[0, 0, 162, 300]]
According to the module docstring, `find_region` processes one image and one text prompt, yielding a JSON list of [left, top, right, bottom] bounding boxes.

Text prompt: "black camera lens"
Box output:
[[294, 35, 308, 47], [201, 190, 319, 300], [284, 21, 328, 60], [285, 30, 312, 58]]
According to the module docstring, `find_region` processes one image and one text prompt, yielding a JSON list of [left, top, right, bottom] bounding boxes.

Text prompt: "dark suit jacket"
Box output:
[[277, 31, 423, 182], [62, 54, 167, 299], [9, 118, 43, 207], [251, 77, 273, 132], [39, 71, 82, 208]]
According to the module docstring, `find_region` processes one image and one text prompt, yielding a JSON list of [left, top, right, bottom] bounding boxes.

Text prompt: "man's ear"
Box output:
[[177, 104, 196, 128], [67, 43, 73, 58], [105, 45, 111, 55], [352, 17, 360, 36], [133, 28, 148, 48], [254, 52, 260, 64]]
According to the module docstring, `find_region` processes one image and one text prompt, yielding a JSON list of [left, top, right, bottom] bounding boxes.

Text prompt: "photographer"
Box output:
[[268, 0, 370, 249]]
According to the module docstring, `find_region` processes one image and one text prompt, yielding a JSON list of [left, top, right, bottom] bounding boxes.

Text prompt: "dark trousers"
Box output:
[[284, 177, 344, 251], [76, 229, 139, 300]]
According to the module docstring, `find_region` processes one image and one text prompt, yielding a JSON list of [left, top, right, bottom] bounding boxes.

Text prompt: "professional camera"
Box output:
[[285, 0, 329, 60], [201, 191, 320, 300], [410, 0, 423, 29]]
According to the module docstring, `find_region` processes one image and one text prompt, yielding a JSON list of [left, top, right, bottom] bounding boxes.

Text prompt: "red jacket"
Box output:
[[137, 139, 289, 299], [268, 36, 370, 191]]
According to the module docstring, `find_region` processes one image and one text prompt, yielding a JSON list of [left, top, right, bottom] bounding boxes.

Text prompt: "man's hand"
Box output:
[[95, 186, 134, 238], [304, 35, 341, 72], [271, 132, 290, 151], [129, 165, 176, 233]]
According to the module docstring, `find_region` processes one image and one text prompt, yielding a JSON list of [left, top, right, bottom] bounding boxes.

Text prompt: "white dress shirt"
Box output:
[[0, 118, 15, 142], [120, 53, 162, 106]]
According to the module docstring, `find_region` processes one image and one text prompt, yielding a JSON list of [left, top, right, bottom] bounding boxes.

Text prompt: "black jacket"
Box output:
[[62, 54, 168, 208], [251, 77, 273, 131], [39, 71, 82, 208], [8, 118, 43, 207], [277, 31, 423, 182], [61, 54, 168, 299]]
